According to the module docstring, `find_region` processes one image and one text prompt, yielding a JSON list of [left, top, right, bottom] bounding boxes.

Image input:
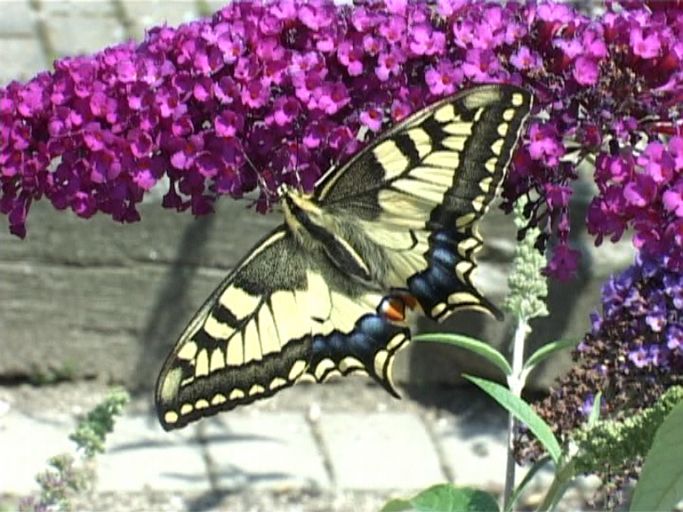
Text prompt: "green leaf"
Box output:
[[587, 391, 602, 427], [465, 375, 562, 464], [630, 400, 683, 512], [523, 339, 577, 373], [503, 455, 552, 512], [381, 484, 499, 512], [414, 334, 512, 377], [381, 499, 412, 512]]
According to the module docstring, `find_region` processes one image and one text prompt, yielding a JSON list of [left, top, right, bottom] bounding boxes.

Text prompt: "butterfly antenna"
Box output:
[[293, 117, 302, 190], [241, 144, 277, 203]]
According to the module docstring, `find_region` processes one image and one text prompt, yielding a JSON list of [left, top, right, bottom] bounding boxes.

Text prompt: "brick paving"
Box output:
[[0, 390, 509, 495], [0, 381, 602, 511], [317, 412, 446, 491]]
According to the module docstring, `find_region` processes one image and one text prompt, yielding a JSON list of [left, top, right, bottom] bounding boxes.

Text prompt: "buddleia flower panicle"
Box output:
[[516, 252, 683, 502], [1, 0, 681, 281], [571, 386, 683, 479]]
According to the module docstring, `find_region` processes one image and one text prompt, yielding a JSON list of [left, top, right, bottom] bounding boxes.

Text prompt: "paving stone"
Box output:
[[120, 1, 200, 41], [97, 415, 210, 492], [318, 412, 445, 490], [43, 15, 126, 57], [0, 0, 37, 35], [434, 414, 602, 507], [432, 414, 508, 490], [0, 411, 74, 493], [205, 411, 330, 491], [0, 38, 47, 85], [521, 469, 601, 511]]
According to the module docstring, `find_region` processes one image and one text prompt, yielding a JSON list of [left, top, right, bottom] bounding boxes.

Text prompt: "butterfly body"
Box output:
[[156, 84, 532, 430], [281, 185, 405, 288]]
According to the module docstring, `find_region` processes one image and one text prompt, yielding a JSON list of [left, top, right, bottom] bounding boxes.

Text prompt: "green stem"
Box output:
[[503, 315, 531, 509], [535, 460, 576, 512]]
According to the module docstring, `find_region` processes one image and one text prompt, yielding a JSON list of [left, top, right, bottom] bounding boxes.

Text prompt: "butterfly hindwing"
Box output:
[[314, 84, 533, 321], [305, 302, 410, 396], [155, 227, 410, 430]]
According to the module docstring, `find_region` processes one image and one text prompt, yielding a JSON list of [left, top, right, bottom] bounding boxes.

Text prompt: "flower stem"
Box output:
[[503, 315, 531, 509], [535, 460, 576, 512]]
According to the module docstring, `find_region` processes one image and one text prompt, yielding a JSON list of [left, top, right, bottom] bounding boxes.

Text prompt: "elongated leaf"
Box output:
[[381, 484, 499, 512], [465, 375, 562, 464], [414, 334, 512, 377], [523, 339, 577, 373], [503, 455, 552, 512], [630, 400, 683, 512], [587, 392, 602, 427], [381, 499, 412, 512]]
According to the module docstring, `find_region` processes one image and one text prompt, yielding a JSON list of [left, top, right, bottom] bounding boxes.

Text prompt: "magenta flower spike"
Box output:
[[1, 0, 682, 280]]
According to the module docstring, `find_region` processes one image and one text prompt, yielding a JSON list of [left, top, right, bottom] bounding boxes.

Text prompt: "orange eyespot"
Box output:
[[380, 293, 418, 322], [402, 293, 418, 310], [382, 297, 405, 322]]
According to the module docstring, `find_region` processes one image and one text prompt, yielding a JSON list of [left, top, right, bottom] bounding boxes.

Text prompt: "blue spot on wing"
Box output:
[[432, 246, 457, 267], [425, 261, 459, 290], [408, 227, 501, 321], [432, 230, 458, 246], [309, 312, 409, 395]]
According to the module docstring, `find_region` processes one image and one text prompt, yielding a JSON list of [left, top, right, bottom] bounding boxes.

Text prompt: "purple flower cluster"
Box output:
[[516, 253, 682, 494], [1, 0, 682, 280], [589, 137, 683, 273], [499, 0, 683, 278], [597, 255, 683, 374]]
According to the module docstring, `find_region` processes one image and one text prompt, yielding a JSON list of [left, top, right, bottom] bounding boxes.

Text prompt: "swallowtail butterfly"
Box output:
[[156, 84, 532, 430]]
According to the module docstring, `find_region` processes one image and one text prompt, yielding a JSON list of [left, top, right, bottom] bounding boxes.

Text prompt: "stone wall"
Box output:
[[0, 182, 634, 393]]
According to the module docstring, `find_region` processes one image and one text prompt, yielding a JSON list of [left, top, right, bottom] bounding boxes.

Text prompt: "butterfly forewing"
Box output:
[[314, 84, 532, 320]]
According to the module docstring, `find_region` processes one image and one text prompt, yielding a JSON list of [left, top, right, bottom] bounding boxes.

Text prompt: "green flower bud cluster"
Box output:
[[69, 388, 129, 459], [503, 197, 549, 320], [571, 386, 683, 475]]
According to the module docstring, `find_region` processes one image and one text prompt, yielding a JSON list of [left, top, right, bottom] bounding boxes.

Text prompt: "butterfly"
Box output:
[[155, 84, 532, 430]]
